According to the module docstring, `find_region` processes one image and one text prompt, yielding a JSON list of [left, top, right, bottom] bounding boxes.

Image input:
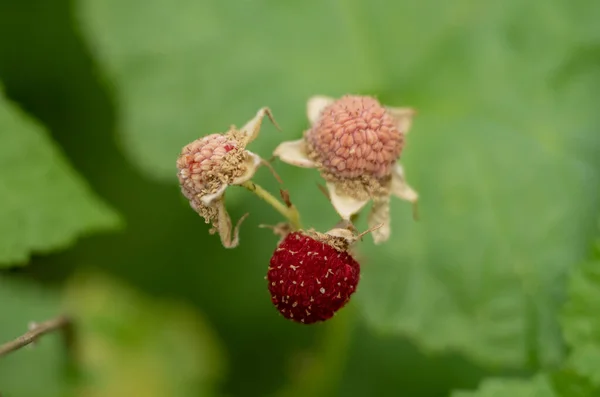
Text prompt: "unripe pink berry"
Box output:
[[177, 133, 243, 206], [176, 107, 278, 248], [267, 231, 360, 324], [305, 95, 404, 180]]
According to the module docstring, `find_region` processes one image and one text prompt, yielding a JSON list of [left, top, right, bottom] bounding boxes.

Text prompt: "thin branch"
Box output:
[[239, 180, 303, 230], [0, 315, 73, 358]]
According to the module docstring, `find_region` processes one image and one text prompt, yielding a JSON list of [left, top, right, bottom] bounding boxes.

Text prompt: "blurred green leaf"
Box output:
[[563, 347, 600, 389], [0, 272, 225, 397], [451, 239, 600, 397], [561, 246, 600, 388], [452, 375, 557, 397], [273, 308, 354, 397], [0, 277, 66, 397], [551, 365, 600, 397], [65, 273, 225, 397], [357, 0, 600, 367], [0, 85, 121, 266], [76, 0, 600, 369], [75, 0, 386, 182]]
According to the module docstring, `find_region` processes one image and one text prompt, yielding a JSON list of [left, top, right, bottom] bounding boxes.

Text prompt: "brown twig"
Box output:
[[280, 189, 293, 208], [260, 158, 283, 183], [412, 201, 420, 221], [316, 183, 330, 201], [0, 315, 74, 358]]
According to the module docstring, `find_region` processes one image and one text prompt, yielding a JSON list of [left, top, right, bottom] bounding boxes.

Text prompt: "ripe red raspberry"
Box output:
[[267, 230, 360, 324]]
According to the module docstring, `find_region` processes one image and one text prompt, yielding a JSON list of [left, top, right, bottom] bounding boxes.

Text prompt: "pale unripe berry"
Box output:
[[177, 133, 243, 205], [305, 95, 404, 180], [176, 107, 278, 248]]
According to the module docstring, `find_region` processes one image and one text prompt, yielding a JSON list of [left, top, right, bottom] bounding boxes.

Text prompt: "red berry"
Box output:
[[267, 231, 360, 324]]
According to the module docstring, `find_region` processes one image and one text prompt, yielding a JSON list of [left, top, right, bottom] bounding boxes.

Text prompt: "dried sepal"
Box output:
[[306, 95, 335, 124], [238, 107, 281, 144], [272, 139, 316, 168], [367, 197, 391, 244], [326, 182, 369, 219], [212, 200, 249, 248], [200, 184, 228, 207], [324, 222, 384, 249], [390, 163, 418, 204], [259, 222, 293, 241], [385, 106, 417, 134]]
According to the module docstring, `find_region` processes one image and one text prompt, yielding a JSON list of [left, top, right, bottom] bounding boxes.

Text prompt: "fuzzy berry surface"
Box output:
[[306, 95, 403, 179], [267, 232, 360, 324], [177, 133, 239, 197]]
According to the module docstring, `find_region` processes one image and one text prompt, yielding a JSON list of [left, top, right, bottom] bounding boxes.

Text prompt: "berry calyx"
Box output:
[[267, 230, 360, 324]]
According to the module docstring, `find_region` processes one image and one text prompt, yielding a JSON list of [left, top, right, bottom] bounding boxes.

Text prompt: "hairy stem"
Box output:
[[0, 315, 74, 358], [240, 180, 302, 230]]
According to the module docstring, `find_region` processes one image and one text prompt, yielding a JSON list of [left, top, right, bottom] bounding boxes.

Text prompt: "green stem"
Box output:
[[240, 180, 303, 230]]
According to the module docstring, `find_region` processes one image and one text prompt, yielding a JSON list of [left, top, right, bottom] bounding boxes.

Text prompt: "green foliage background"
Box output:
[[0, 0, 599, 396]]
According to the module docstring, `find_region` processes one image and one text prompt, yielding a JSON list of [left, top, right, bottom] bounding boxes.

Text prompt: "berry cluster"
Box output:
[[176, 95, 418, 323]]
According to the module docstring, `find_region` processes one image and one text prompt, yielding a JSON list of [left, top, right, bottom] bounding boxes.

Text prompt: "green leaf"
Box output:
[[448, 240, 600, 397], [357, 1, 600, 367], [75, 0, 388, 181], [0, 85, 121, 266], [448, 360, 600, 397], [451, 375, 557, 397], [551, 365, 600, 397], [561, 253, 600, 387], [76, 0, 600, 368], [64, 273, 225, 397]]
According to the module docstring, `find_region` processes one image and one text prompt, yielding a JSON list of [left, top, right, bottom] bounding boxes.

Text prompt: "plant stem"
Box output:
[[240, 180, 302, 230], [0, 315, 74, 358]]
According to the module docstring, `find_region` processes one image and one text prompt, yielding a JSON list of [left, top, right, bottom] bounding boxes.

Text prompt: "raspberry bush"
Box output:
[[1, 1, 600, 397]]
